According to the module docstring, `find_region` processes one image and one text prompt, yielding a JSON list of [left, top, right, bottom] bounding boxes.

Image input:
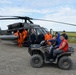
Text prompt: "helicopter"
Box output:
[[0, 16, 76, 46]]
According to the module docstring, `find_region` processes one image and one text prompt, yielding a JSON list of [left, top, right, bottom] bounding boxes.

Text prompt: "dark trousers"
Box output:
[[47, 47, 55, 59], [49, 48, 54, 58], [53, 49, 64, 59]]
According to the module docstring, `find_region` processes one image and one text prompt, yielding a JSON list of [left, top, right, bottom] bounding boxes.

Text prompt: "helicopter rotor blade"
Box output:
[[0, 16, 21, 17], [0, 16, 76, 26], [0, 18, 19, 20], [0, 16, 33, 23], [31, 18, 76, 26], [0, 16, 30, 19]]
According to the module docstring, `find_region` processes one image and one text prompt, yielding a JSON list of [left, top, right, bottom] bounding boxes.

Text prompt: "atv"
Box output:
[[28, 41, 74, 70]]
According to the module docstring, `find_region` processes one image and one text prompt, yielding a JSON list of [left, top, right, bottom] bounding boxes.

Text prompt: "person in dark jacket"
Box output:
[[55, 32, 61, 48], [30, 31, 36, 44], [62, 30, 68, 40], [38, 32, 44, 43]]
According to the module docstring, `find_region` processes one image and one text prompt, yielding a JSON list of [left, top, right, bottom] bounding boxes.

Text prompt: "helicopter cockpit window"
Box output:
[[36, 28, 43, 35], [42, 28, 48, 34], [45, 28, 48, 32]]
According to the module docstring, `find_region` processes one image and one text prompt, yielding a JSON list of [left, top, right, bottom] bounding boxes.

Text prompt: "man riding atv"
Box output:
[[28, 33, 74, 70], [47, 34, 69, 62]]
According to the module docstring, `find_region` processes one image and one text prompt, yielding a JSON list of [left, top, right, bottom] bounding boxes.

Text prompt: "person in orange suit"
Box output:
[[17, 32, 23, 47], [44, 32, 52, 45], [14, 30, 23, 47], [22, 29, 28, 43]]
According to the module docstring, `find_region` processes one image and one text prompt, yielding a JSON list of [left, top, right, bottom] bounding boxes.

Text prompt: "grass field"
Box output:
[[61, 32, 76, 37], [54, 32, 76, 43], [61, 32, 76, 43]]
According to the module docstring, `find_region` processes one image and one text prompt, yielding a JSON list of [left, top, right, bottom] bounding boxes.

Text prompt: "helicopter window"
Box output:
[[45, 28, 48, 32], [42, 29, 45, 34], [36, 28, 43, 35], [42, 28, 48, 34]]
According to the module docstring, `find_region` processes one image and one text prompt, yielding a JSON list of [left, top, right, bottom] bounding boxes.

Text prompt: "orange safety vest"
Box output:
[[44, 33, 52, 45], [45, 33, 52, 40]]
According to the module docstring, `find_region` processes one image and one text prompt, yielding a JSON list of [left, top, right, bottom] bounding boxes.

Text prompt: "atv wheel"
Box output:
[[30, 54, 43, 68], [58, 56, 73, 70]]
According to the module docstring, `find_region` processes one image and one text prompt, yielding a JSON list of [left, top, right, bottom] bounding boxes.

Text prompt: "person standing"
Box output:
[[17, 32, 23, 47], [22, 29, 28, 43], [62, 30, 68, 40], [38, 32, 44, 43], [14, 30, 23, 47], [30, 31, 36, 44]]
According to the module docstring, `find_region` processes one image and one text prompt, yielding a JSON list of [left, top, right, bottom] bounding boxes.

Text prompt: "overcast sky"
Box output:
[[0, 0, 76, 31]]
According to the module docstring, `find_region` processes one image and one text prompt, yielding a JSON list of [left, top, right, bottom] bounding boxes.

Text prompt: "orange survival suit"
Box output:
[[14, 31, 23, 47], [22, 30, 28, 43], [17, 32, 23, 47], [44, 33, 52, 45]]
